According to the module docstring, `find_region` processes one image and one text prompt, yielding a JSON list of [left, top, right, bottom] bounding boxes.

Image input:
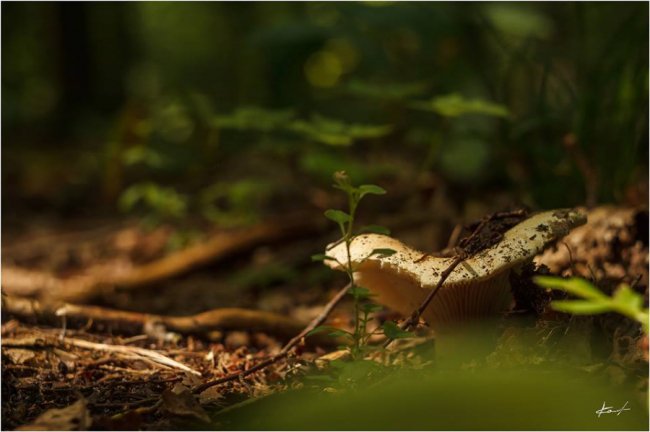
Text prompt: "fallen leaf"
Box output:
[[315, 349, 350, 369], [162, 383, 210, 423], [4, 348, 36, 364], [198, 385, 223, 406], [181, 372, 204, 388], [17, 399, 91, 431]]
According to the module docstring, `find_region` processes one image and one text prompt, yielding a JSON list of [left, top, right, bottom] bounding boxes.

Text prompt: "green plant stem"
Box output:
[[345, 195, 363, 358]]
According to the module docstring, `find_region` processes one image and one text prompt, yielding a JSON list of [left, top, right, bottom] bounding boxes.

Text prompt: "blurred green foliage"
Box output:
[[216, 352, 648, 430], [2, 2, 648, 219], [410, 93, 510, 117], [536, 276, 650, 333]]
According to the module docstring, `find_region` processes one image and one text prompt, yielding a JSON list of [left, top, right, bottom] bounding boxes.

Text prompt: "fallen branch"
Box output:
[[2, 335, 202, 376], [2, 213, 325, 303], [2, 295, 312, 340], [193, 283, 351, 394]]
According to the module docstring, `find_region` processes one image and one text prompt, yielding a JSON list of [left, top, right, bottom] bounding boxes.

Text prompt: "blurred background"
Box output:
[[2, 7, 648, 428], [2, 1, 648, 230]]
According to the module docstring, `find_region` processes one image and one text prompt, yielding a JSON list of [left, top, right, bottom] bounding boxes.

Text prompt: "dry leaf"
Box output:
[[4, 348, 36, 364], [315, 349, 350, 369], [198, 385, 223, 406], [17, 399, 91, 431], [162, 383, 210, 423]]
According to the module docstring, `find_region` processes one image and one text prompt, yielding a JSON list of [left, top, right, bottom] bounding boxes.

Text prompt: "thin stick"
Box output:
[[193, 283, 351, 394], [562, 241, 576, 276], [3, 336, 202, 376], [562, 134, 598, 208], [383, 253, 466, 349], [385, 209, 527, 348], [401, 253, 467, 331], [64, 338, 202, 376]]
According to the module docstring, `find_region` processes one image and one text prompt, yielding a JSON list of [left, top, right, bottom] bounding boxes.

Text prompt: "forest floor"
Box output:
[[1, 200, 648, 430]]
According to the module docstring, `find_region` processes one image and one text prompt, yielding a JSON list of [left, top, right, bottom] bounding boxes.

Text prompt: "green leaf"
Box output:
[[382, 321, 413, 339], [324, 209, 352, 225], [345, 80, 430, 101], [358, 184, 387, 198], [118, 182, 188, 220], [637, 311, 649, 334], [349, 286, 373, 299], [541, 278, 649, 334], [213, 107, 295, 131], [534, 276, 607, 301], [410, 93, 509, 118], [307, 326, 351, 338], [611, 284, 643, 312], [288, 114, 392, 146], [122, 146, 166, 168], [337, 359, 383, 383], [329, 330, 355, 340], [311, 254, 337, 262], [368, 248, 397, 258], [361, 303, 383, 314], [484, 3, 553, 39], [550, 300, 612, 315], [359, 225, 391, 235]]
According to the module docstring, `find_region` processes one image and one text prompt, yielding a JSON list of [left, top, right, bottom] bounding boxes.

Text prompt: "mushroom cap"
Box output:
[[325, 208, 586, 328]]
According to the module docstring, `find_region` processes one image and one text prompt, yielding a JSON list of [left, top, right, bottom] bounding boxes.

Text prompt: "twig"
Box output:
[[386, 209, 527, 348], [401, 252, 468, 332], [110, 399, 162, 419], [562, 241, 576, 276], [90, 397, 160, 409], [562, 133, 598, 208], [2, 336, 202, 376], [630, 274, 642, 289], [383, 253, 467, 349], [66, 338, 202, 375], [193, 283, 351, 394]]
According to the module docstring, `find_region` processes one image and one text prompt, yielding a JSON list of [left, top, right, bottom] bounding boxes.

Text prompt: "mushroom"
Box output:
[[324, 209, 587, 330]]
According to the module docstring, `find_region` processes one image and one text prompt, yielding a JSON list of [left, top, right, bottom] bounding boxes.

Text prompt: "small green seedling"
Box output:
[[534, 276, 649, 334], [311, 171, 404, 358]]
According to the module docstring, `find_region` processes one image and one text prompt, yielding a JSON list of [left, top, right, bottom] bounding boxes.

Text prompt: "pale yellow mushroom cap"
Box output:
[[325, 209, 587, 328]]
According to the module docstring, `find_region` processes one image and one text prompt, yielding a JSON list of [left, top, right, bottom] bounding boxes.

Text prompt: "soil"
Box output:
[[2, 205, 647, 430]]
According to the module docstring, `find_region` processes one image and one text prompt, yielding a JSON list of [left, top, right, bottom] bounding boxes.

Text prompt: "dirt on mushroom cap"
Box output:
[[325, 208, 587, 290], [323, 209, 586, 328]]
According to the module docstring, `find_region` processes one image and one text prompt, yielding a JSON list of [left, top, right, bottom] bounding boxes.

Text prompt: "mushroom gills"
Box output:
[[354, 265, 512, 330]]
